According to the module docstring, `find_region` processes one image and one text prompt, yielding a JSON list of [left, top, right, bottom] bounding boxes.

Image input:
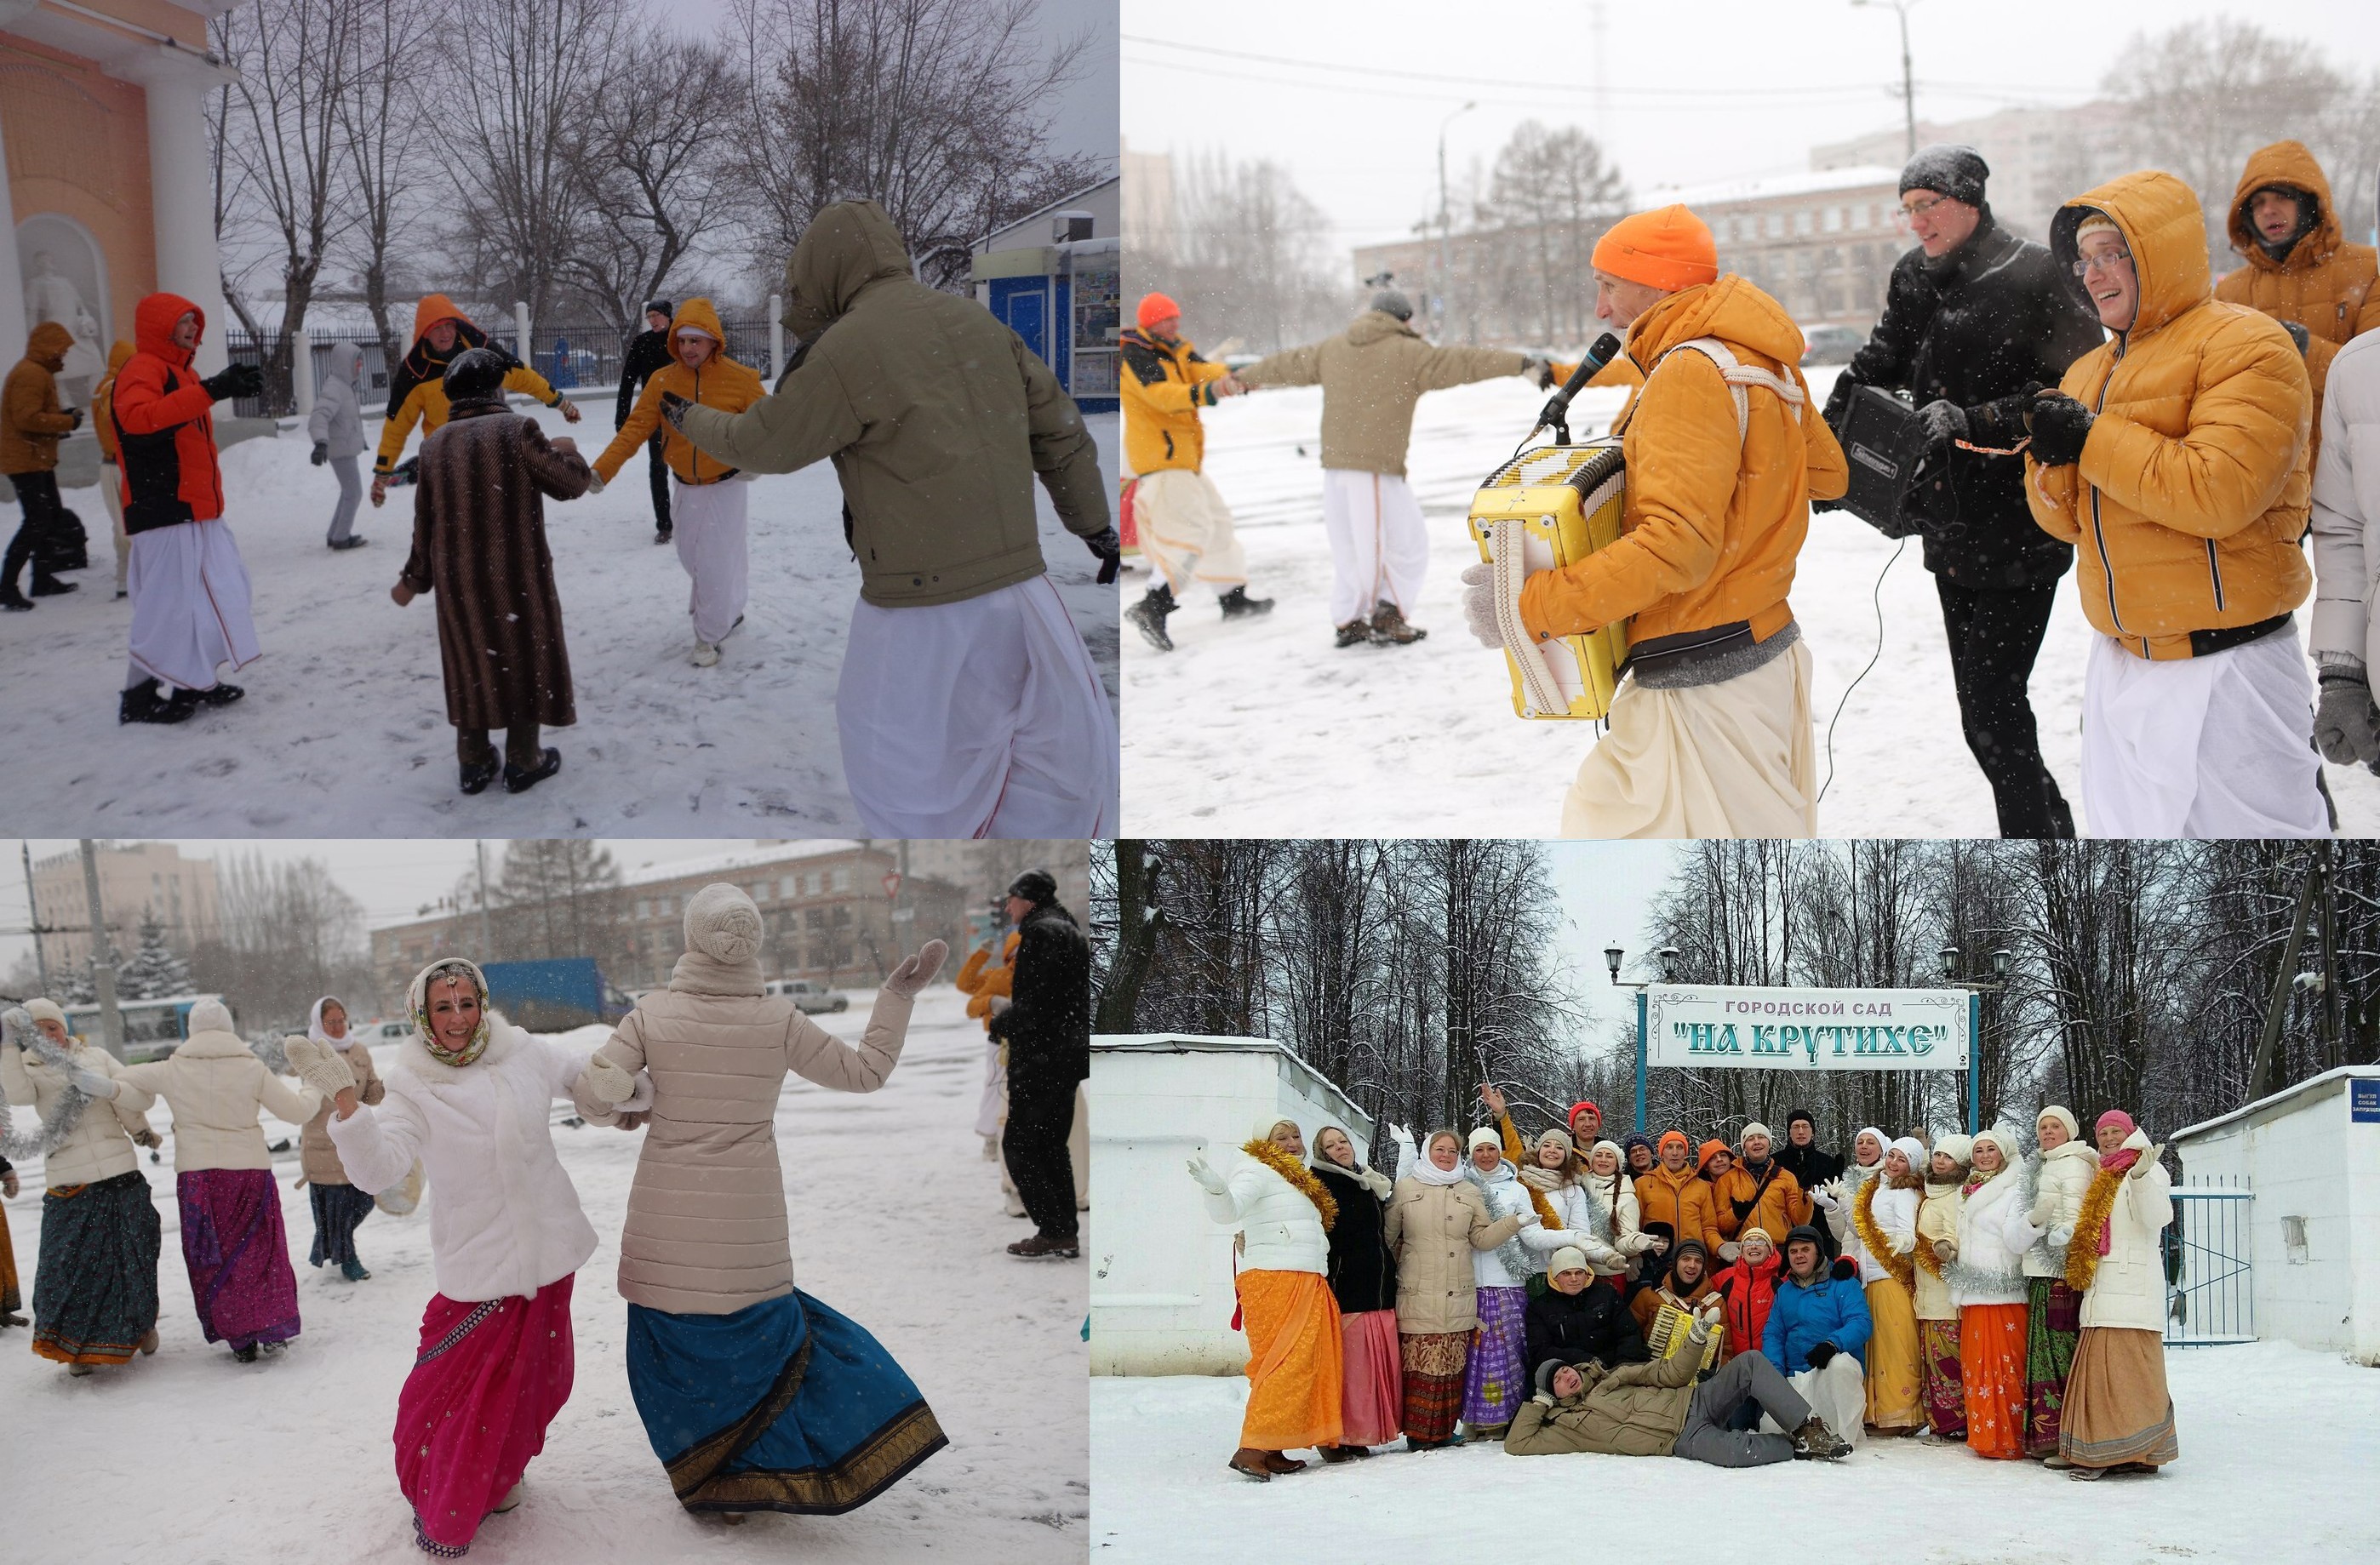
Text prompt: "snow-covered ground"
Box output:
[[0, 406, 1118, 835], [1091, 1340, 2376, 1563], [2, 985, 1088, 1563], [1118, 375, 2380, 837]]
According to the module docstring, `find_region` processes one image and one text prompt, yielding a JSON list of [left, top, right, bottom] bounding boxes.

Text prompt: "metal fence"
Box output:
[[2165, 1179, 2254, 1346]]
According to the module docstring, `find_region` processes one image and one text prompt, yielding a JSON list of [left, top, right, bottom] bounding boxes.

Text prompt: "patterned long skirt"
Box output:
[[33, 1171, 162, 1365], [1960, 1302, 2028, 1459], [2023, 1277, 2082, 1457], [1918, 1317, 1966, 1437], [397, 1275, 576, 1556], [1461, 1285, 1529, 1430], [309, 1181, 377, 1270], [1234, 1269, 1343, 1451], [0, 1192, 19, 1317], [2061, 1325, 2179, 1471], [1399, 1330, 1469, 1443], [177, 1168, 299, 1351]]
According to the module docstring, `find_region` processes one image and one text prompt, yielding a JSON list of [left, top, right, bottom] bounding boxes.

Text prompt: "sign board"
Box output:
[[2352, 1078, 2380, 1123], [881, 872, 901, 899], [1645, 984, 1971, 1071]]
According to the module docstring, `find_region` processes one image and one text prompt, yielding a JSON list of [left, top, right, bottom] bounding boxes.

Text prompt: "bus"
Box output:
[[60, 993, 230, 1063]]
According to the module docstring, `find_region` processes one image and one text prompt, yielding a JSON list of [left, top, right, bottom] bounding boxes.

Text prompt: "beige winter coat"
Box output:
[[1, 1037, 155, 1186], [117, 1013, 324, 1173], [1382, 1174, 1526, 1335], [1913, 1179, 1964, 1321], [1239, 310, 1526, 476], [584, 948, 915, 1315], [298, 1041, 383, 1185]]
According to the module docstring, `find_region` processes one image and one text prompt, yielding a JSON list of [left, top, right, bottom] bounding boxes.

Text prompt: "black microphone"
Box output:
[[1535, 331, 1624, 443]]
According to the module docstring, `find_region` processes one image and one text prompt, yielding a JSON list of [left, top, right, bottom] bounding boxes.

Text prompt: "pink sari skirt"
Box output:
[[395, 1275, 576, 1556], [1336, 1307, 1403, 1447]]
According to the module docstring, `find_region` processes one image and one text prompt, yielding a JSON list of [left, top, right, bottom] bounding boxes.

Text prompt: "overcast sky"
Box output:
[[1547, 840, 1687, 1047], [1123, 0, 2380, 251]]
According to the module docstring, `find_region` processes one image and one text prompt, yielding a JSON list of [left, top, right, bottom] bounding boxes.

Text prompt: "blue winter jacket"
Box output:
[[1761, 1269, 1873, 1374]]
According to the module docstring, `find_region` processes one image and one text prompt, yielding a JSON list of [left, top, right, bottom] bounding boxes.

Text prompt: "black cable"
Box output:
[[1818, 536, 1908, 808]]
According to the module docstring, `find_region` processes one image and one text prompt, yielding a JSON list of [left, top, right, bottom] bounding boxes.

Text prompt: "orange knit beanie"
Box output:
[[1136, 291, 1182, 331], [1592, 204, 1719, 292]]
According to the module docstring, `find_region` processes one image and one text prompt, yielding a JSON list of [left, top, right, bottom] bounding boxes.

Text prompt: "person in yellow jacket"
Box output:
[[1120, 290, 1272, 651], [1459, 204, 1849, 838], [369, 294, 578, 506], [587, 299, 766, 666], [91, 339, 135, 597], [2024, 171, 2324, 837], [2215, 140, 2380, 469]]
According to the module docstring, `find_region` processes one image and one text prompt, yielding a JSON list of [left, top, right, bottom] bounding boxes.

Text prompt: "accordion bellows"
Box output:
[[1467, 441, 1630, 721]]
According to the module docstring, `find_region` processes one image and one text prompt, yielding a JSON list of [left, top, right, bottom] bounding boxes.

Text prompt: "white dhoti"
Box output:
[[125, 518, 260, 691], [975, 1037, 1006, 1139], [1561, 640, 1816, 839], [2080, 628, 2326, 838], [1133, 468, 1247, 597], [670, 476, 750, 644], [1321, 467, 1428, 625], [837, 574, 1118, 837], [1763, 1357, 1868, 1451]]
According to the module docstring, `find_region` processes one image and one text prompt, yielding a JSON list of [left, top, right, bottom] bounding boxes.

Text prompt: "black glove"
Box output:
[[2027, 391, 2094, 466], [1822, 374, 1855, 426], [2280, 320, 2311, 357], [659, 390, 694, 431], [66, 406, 85, 431], [310, 441, 328, 467], [1731, 1196, 1756, 1220], [201, 363, 265, 402], [1829, 1256, 1860, 1282], [1916, 398, 1968, 445], [1082, 525, 1122, 585], [1805, 1341, 1839, 1370]]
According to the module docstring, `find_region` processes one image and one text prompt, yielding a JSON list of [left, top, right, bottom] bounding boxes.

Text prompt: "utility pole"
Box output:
[[79, 840, 124, 1060], [1590, 0, 1609, 146], [1851, 0, 1921, 158], [22, 840, 49, 996], [1437, 100, 1477, 342], [475, 840, 494, 957]]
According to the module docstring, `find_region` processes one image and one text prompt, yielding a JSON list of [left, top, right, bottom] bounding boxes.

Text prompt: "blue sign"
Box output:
[[2352, 1078, 2380, 1123]]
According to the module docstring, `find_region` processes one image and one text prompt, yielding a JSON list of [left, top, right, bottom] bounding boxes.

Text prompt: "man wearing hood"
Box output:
[[1461, 204, 1850, 838], [1, 320, 86, 609], [108, 295, 266, 723], [1240, 291, 1549, 647], [306, 340, 372, 550], [669, 199, 1119, 837], [2025, 171, 2323, 837], [615, 299, 678, 544], [370, 294, 577, 507], [1832, 146, 2104, 839]]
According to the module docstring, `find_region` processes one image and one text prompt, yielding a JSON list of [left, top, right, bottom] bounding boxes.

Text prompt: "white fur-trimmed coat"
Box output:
[[1950, 1162, 2041, 1308]]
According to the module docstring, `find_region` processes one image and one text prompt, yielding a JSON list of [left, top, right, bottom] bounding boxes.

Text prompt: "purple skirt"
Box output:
[[178, 1168, 300, 1351], [1462, 1285, 1529, 1427]]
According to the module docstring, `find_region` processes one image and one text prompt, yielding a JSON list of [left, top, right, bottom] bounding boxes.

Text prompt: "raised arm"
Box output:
[[785, 940, 948, 1094]]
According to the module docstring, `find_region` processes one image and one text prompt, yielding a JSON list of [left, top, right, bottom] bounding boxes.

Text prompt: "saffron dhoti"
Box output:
[[176, 1168, 298, 1351], [1234, 1269, 1343, 1451], [396, 1275, 576, 1556]]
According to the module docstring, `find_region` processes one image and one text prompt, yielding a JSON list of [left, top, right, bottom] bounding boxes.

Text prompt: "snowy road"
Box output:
[[0, 407, 1119, 836], [1118, 376, 2380, 837], [1090, 1340, 2376, 1563], [2, 986, 1088, 1564]]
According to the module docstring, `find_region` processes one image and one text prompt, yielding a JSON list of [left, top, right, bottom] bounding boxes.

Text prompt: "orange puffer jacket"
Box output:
[[1634, 1160, 1725, 1255], [1519, 274, 1848, 648], [954, 931, 1021, 1033], [2215, 140, 2380, 461], [1121, 328, 1229, 476], [110, 293, 226, 532], [2028, 170, 2313, 660], [592, 299, 767, 486], [1710, 1158, 1805, 1248]]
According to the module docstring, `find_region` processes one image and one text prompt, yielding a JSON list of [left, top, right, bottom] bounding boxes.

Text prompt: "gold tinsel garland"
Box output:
[[2063, 1162, 2126, 1295], [1242, 1139, 1337, 1231], [1853, 1176, 1915, 1293]]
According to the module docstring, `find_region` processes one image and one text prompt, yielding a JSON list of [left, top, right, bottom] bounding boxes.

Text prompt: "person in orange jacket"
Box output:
[[371, 294, 577, 506], [1460, 204, 1849, 839], [1636, 1129, 1725, 1257], [2025, 172, 2321, 837], [1710, 1123, 1806, 1259], [587, 299, 766, 667], [1, 320, 85, 609]]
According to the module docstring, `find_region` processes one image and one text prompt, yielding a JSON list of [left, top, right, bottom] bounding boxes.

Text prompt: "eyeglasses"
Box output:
[[1897, 195, 1948, 220], [2072, 249, 2134, 277]]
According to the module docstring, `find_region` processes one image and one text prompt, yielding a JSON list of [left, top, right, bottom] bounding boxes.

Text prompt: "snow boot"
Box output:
[[655, 525, 673, 545], [342, 1259, 371, 1282], [232, 1344, 260, 1363], [1334, 619, 1374, 648], [503, 747, 563, 795], [67, 1362, 96, 1376], [1227, 1448, 1273, 1482], [1218, 585, 1273, 620], [1259, 1452, 1307, 1473], [0, 586, 31, 610], [1006, 1231, 1079, 1259], [327, 534, 369, 551], [459, 757, 500, 797], [197, 683, 244, 707], [1790, 1416, 1851, 1460], [691, 640, 721, 667], [119, 678, 195, 726], [1369, 600, 1427, 644], [1126, 585, 1176, 652], [29, 574, 77, 597], [138, 1328, 159, 1355], [0, 1309, 26, 1327]]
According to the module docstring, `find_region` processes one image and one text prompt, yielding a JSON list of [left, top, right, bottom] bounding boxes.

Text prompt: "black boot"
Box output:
[[119, 678, 196, 726], [0, 587, 30, 611], [503, 746, 563, 794], [1125, 585, 1176, 652], [459, 757, 500, 796], [187, 683, 244, 708], [1218, 585, 1273, 620], [29, 575, 77, 597]]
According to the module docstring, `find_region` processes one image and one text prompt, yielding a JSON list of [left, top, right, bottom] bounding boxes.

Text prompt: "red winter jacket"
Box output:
[[1713, 1250, 1782, 1359], [110, 293, 224, 534]]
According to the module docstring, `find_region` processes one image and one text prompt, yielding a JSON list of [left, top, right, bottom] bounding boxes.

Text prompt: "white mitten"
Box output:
[[1186, 1153, 1227, 1194], [282, 1037, 358, 1099], [69, 1065, 121, 1100], [884, 940, 950, 998], [2028, 1193, 2056, 1228], [585, 473, 607, 494], [618, 1071, 655, 1113], [1932, 1237, 1958, 1263], [1387, 1123, 1416, 1150], [1810, 1184, 1836, 1210], [583, 1054, 638, 1105], [1718, 1241, 1742, 1262], [1458, 562, 1504, 649]]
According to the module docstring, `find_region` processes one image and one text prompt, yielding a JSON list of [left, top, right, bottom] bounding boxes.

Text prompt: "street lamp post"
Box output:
[[1607, 944, 1680, 1132], [1937, 943, 2010, 1134], [1851, 0, 1922, 159], [1437, 100, 1478, 340]]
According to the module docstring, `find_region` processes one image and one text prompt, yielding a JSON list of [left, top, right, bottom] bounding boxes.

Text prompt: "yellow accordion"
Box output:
[[1467, 440, 1630, 721]]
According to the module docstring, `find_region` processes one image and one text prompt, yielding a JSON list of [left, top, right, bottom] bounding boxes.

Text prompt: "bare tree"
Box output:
[[337, 0, 438, 372], [1135, 149, 1347, 353], [195, 853, 375, 1030], [490, 840, 626, 968], [1484, 122, 1628, 345]]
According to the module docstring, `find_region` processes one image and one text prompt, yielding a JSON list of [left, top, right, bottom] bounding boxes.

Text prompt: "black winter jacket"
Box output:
[[987, 900, 1089, 1086], [615, 328, 673, 430], [1844, 214, 2105, 588], [1312, 1162, 1398, 1314], [1524, 1278, 1650, 1379]]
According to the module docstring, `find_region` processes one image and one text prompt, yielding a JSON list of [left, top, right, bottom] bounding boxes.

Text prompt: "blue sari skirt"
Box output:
[[624, 1288, 947, 1515]]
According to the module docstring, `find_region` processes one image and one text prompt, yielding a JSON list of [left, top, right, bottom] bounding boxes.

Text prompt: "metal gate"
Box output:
[[2165, 1180, 2253, 1345]]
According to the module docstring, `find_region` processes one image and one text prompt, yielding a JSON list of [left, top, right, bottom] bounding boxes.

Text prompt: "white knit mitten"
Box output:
[[68, 1066, 120, 1100], [884, 940, 950, 998], [282, 1037, 358, 1099], [617, 1071, 655, 1112], [583, 1054, 638, 1105]]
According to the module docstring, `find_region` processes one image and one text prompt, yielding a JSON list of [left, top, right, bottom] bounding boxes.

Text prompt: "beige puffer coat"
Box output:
[[117, 1002, 324, 1172], [298, 1039, 383, 1186], [1913, 1179, 1964, 1321], [2022, 1139, 2101, 1279], [1, 1034, 156, 1185], [586, 942, 916, 1316], [1382, 1174, 1526, 1335]]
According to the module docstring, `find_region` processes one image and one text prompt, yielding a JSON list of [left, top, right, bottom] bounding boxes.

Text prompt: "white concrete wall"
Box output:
[[2349, 1088, 2380, 1363]]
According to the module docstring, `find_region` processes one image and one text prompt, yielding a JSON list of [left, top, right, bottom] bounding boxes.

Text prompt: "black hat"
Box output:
[[644, 299, 674, 318], [1782, 1224, 1826, 1253], [442, 346, 509, 403], [1006, 869, 1057, 905], [1899, 143, 1989, 208], [1787, 1108, 1816, 1130]]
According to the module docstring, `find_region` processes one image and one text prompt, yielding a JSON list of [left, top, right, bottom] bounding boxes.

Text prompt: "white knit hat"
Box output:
[[1548, 1246, 1591, 1277], [1467, 1126, 1502, 1153], [1934, 1132, 1975, 1167], [187, 997, 235, 1037], [1253, 1112, 1300, 1144], [2037, 1105, 2080, 1142], [1887, 1134, 1928, 1173], [1971, 1125, 2024, 1170], [1740, 1122, 1774, 1143], [1534, 1127, 1575, 1155], [22, 997, 66, 1028], [684, 882, 764, 965]]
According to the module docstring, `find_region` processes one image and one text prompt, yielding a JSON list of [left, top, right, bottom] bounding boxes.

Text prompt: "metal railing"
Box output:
[[2166, 1179, 2253, 1346]]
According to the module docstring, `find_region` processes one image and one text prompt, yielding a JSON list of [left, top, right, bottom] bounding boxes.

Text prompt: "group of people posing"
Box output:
[[0, 884, 951, 1557], [1193, 1087, 2178, 1486], [0, 198, 1122, 835], [1124, 135, 2380, 841]]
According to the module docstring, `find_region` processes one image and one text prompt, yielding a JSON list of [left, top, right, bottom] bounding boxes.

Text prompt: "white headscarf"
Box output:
[[307, 996, 351, 1046], [1410, 1128, 1466, 1186]]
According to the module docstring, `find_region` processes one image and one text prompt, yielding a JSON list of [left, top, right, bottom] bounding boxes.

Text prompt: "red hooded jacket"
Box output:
[[1713, 1248, 1782, 1359], [110, 294, 224, 533]]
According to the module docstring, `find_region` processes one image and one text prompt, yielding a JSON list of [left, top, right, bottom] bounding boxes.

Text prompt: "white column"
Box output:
[[0, 106, 26, 368], [769, 294, 784, 382], [290, 323, 313, 418], [127, 47, 240, 377], [513, 299, 531, 367]]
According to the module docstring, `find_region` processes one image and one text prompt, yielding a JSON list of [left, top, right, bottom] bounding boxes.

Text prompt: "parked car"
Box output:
[[763, 979, 849, 1014], [367, 1020, 414, 1045], [1801, 323, 1867, 366]]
